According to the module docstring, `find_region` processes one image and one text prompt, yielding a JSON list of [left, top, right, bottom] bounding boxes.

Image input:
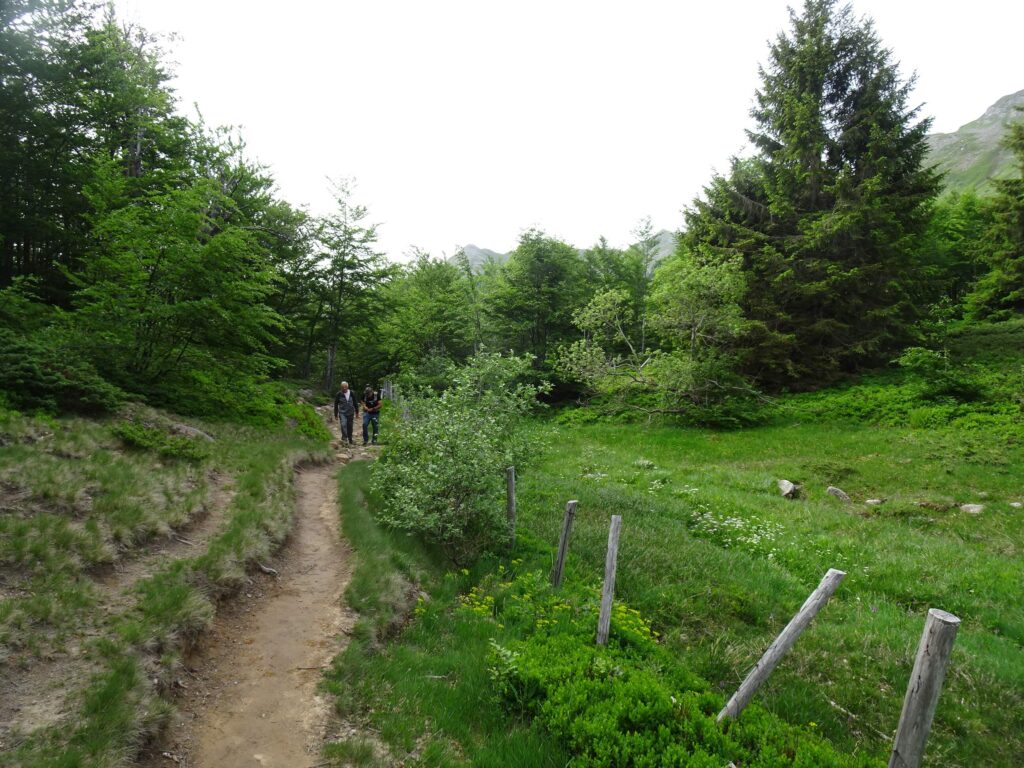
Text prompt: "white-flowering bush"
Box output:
[[371, 352, 548, 564]]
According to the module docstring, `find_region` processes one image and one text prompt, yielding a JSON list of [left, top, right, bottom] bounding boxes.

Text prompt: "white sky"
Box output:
[[115, 0, 1024, 261]]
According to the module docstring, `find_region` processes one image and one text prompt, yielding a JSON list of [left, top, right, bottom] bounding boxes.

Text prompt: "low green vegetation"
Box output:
[[0, 400, 329, 767], [325, 321, 1021, 767], [321, 462, 570, 767]]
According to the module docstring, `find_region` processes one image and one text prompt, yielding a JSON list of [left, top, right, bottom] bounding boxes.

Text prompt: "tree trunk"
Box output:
[[322, 340, 336, 392]]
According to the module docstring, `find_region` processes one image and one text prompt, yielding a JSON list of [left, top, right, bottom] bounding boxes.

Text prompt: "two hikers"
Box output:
[[333, 382, 382, 446]]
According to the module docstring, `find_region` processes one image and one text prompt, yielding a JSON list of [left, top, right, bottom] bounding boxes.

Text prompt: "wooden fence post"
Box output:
[[717, 568, 846, 722], [551, 500, 578, 588], [506, 466, 516, 548], [888, 609, 960, 768], [595, 515, 622, 646]]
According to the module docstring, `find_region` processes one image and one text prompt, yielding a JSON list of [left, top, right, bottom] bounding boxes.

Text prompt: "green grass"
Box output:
[[0, 402, 329, 767], [321, 461, 571, 767], [323, 322, 1022, 766], [512, 418, 1022, 767]]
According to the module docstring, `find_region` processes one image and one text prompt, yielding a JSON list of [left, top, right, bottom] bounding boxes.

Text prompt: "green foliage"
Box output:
[[280, 400, 332, 442], [0, 327, 123, 414], [370, 352, 548, 563], [111, 421, 211, 461], [481, 570, 876, 768], [558, 249, 755, 421], [488, 229, 589, 377], [379, 252, 476, 374], [920, 191, 995, 304], [76, 157, 284, 395], [323, 463, 570, 766], [966, 113, 1024, 320], [683, 0, 940, 389]]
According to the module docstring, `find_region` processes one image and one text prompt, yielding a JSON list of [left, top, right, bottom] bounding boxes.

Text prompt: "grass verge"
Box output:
[[0, 404, 329, 767], [320, 461, 571, 767]]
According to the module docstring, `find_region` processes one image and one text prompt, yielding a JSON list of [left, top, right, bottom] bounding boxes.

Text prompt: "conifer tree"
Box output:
[[683, 0, 940, 387], [966, 114, 1024, 320]]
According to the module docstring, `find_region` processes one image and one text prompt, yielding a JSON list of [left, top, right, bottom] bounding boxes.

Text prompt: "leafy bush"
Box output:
[[280, 400, 331, 442], [112, 421, 211, 461], [370, 352, 548, 564], [0, 328, 123, 414], [480, 570, 878, 768]]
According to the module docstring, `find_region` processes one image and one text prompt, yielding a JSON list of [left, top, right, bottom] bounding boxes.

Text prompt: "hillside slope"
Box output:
[[927, 89, 1024, 191]]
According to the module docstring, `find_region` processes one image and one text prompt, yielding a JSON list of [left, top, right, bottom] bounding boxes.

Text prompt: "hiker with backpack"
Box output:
[[361, 385, 381, 445]]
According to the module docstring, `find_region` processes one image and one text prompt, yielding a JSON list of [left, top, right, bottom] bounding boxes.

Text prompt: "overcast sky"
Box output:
[[114, 0, 1023, 261]]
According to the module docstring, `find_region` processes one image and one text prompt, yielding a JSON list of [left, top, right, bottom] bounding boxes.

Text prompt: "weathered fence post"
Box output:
[[717, 568, 846, 722], [888, 609, 960, 768], [506, 466, 516, 548], [551, 500, 578, 588], [595, 514, 622, 646]]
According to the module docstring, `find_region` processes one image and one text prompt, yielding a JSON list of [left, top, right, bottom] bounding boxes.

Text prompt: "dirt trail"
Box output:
[[153, 458, 356, 768]]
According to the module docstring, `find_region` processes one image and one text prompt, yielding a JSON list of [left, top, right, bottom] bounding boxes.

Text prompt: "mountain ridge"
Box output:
[[926, 88, 1024, 191]]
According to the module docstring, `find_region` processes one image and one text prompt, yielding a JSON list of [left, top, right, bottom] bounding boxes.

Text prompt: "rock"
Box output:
[[298, 388, 314, 399], [827, 486, 851, 503], [1010, 501, 1022, 509], [171, 423, 214, 441], [865, 499, 884, 506], [778, 479, 800, 499], [960, 503, 985, 515]]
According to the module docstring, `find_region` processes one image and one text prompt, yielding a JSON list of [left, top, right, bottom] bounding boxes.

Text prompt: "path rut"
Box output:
[[152, 460, 355, 768]]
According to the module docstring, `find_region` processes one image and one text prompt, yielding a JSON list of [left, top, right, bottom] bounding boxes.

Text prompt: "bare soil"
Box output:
[[146, 459, 356, 768]]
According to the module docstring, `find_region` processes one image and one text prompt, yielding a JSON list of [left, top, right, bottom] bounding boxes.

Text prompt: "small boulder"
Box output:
[[865, 498, 885, 506], [778, 479, 800, 499], [960, 503, 984, 515], [827, 486, 851, 503], [171, 423, 214, 441]]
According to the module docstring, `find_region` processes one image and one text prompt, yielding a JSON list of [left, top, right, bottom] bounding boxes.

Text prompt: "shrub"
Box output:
[[370, 352, 548, 564], [112, 421, 211, 461], [280, 400, 331, 442], [481, 570, 878, 768], [0, 328, 123, 414]]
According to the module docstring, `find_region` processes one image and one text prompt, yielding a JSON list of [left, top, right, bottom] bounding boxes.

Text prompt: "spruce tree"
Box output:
[[966, 114, 1024, 320], [682, 0, 940, 388]]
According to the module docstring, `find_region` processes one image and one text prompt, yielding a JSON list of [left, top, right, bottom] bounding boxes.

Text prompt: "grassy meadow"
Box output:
[[326, 322, 1022, 767], [515, 417, 1021, 766]]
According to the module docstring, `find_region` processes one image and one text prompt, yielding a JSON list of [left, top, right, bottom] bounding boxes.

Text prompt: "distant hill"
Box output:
[[453, 229, 677, 270], [927, 89, 1024, 192]]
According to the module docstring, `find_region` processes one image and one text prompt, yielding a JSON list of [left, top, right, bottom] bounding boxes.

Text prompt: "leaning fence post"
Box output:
[[595, 514, 622, 646], [717, 568, 846, 722], [888, 609, 960, 768], [506, 466, 516, 548], [551, 500, 578, 588]]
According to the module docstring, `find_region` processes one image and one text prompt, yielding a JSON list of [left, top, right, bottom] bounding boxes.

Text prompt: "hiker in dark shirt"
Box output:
[[361, 386, 381, 446], [333, 381, 358, 445]]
